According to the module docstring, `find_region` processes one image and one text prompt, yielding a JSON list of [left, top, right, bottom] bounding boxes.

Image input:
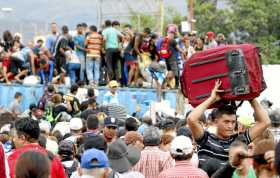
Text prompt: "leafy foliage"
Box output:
[[129, 0, 280, 63]]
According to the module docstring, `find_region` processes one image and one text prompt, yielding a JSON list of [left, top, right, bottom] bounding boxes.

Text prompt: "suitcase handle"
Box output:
[[195, 89, 232, 100], [180, 76, 187, 97], [233, 86, 250, 95], [233, 69, 246, 75]]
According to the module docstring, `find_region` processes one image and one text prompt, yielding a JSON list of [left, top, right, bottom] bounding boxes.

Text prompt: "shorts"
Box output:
[[166, 55, 179, 77], [124, 53, 137, 66]]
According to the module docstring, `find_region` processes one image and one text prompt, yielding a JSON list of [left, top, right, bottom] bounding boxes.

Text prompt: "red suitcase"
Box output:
[[180, 44, 266, 107]]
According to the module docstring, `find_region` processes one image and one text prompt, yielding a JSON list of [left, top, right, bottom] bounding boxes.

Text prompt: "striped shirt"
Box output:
[[85, 32, 103, 58], [270, 127, 280, 143], [158, 160, 209, 178], [132, 146, 175, 178], [196, 129, 251, 166]]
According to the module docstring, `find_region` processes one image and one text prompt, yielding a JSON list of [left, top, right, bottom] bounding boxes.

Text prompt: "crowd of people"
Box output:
[[0, 20, 226, 89], [0, 20, 280, 178], [0, 79, 279, 178]]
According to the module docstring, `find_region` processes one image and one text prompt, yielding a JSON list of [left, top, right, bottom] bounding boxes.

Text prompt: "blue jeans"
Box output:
[[86, 57, 100, 84], [67, 63, 81, 84], [77, 52, 86, 81]]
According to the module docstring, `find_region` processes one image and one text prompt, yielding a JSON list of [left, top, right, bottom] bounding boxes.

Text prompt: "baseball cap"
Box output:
[[108, 80, 118, 88], [237, 115, 255, 128], [81, 148, 109, 169], [207, 31, 215, 38], [69, 118, 83, 130], [58, 140, 74, 155], [104, 117, 118, 127], [170, 136, 193, 155]]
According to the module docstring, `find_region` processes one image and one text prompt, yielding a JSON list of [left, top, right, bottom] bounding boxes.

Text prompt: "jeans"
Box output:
[[86, 57, 100, 84], [77, 52, 86, 81], [67, 63, 81, 84]]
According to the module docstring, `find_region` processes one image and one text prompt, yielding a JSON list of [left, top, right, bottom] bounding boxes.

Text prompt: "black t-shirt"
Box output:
[[53, 104, 68, 118], [55, 36, 68, 57], [196, 129, 251, 166], [80, 108, 101, 120], [168, 39, 178, 55]]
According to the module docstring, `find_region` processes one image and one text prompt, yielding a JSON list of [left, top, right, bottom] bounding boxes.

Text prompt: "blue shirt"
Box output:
[[46, 34, 58, 54], [73, 34, 85, 56], [102, 27, 121, 49]]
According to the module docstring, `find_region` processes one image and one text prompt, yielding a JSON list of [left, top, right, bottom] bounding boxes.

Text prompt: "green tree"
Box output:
[[194, 0, 280, 64]]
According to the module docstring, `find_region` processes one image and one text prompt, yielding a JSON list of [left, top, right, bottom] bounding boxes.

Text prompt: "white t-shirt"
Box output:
[[117, 171, 145, 178]]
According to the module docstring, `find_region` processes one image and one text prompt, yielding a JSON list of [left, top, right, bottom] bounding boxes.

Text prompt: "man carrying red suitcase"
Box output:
[[187, 80, 271, 175]]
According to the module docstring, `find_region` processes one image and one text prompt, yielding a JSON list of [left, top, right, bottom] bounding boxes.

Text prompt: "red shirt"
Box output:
[[158, 160, 209, 178], [8, 144, 66, 178], [0, 144, 7, 178]]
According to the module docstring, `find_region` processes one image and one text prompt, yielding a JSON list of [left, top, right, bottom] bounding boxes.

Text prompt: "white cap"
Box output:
[[69, 118, 83, 131], [170, 136, 193, 155]]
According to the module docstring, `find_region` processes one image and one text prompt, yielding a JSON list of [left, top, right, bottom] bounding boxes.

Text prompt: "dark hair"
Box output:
[[87, 88, 95, 97], [213, 104, 237, 119], [15, 92, 22, 99], [87, 114, 99, 130], [89, 25, 97, 32], [77, 80, 85, 87], [38, 134, 47, 148], [144, 27, 151, 34], [112, 21, 120, 26], [0, 112, 16, 129], [125, 117, 138, 131], [47, 85, 55, 93], [15, 150, 50, 178], [176, 127, 193, 139], [76, 23, 83, 28], [3, 30, 13, 42], [81, 22, 88, 28], [62, 25, 69, 34], [15, 118, 40, 142], [70, 84, 79, 93], [176, 119, 187, 130], [84, 135, 107, 152], [88, 98, 96, 106], [105, 20, 112, 27], [172, 153, 193, 161]]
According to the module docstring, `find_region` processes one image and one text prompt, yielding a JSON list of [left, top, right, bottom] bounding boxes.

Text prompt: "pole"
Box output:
[[188, 0, 194, 31], [159, 0, 164, 36]]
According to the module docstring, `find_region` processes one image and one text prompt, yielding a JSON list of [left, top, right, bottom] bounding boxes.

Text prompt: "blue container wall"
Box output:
[[0, 84, 177, 115]]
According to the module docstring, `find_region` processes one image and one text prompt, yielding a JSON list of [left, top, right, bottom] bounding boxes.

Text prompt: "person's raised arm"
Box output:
[[248, 99, 271, 141], [187, 80, 224, 140]]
